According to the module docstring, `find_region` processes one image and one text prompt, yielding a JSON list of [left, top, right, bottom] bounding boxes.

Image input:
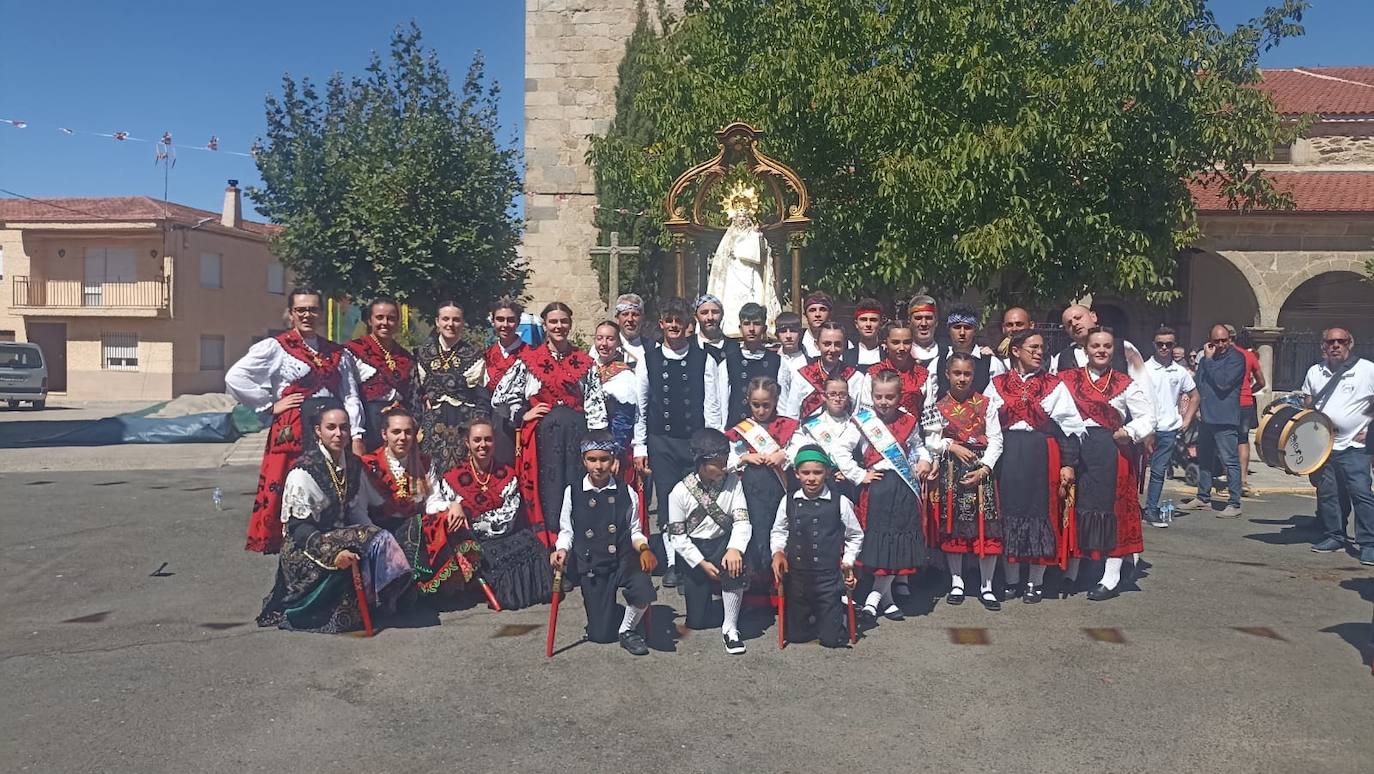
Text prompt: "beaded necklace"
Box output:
[[468, 455, 493, 492], [372, 334, 398, 373], [298, 330, 327, 369]]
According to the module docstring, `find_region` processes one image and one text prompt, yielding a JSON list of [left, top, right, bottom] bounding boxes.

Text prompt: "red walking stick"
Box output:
[[846, 571, 858, 644], [476, 576, 502, 612], [546, 568, 563, 658], [349, 563, 374, 637], [776, 576, 786, 650]]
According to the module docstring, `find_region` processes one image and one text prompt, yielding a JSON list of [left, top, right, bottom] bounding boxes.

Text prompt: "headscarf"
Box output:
[[793, 446, 834, 469]]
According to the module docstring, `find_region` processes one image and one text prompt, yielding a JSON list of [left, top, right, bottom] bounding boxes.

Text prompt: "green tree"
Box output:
[[249, 23, 525, 316], [589, 0, 1308, 306]]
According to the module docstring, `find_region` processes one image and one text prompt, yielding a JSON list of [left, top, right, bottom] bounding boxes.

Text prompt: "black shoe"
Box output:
[[979, 591, 1001, 612], [619, 630, 650, 655], [1003, 583, 1023, 600], [661, 566, 679, 588], [723, 632, 746, 655], [1023, 584, 1043, 604], [1086, 584, 1119, 602], [882, 605, 905, 621], [946, 588, 966, 606], [860, 604, 879, 622]]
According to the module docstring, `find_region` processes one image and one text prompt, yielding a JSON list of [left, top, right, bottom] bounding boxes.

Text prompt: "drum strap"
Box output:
[[1314, 357, 1362, 411]]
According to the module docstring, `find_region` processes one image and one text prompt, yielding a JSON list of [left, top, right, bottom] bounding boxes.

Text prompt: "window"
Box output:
[[200, 253, 222, 289], [0, 330, 13, 343], [267, 262, 285, 295], [199, 335, 226, 371], [84, 247, 138, 306], [102, 333, 139, 371]]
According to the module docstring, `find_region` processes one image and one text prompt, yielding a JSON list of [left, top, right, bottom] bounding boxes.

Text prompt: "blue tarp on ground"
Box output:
[[0, 412, 240, 448]]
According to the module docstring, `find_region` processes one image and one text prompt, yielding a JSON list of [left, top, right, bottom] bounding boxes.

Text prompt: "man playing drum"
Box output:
[[1303, 328, 1374, 566]]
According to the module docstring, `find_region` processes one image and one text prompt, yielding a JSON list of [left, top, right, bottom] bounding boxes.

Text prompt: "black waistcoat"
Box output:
[[643, 342, 707, 439], [934, 350, 992, 400], [570, 479, 636, 575], [786, 494, 845, 572], [725, 347, 781, 427]]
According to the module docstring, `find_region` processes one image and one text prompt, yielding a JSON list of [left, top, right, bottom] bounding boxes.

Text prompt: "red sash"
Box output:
[[485, 341, 527, 388], [513, 345, 594, 544], [870, 357, 929, 418], [797, 361, 857, 418], [346, 336, 415, 403]]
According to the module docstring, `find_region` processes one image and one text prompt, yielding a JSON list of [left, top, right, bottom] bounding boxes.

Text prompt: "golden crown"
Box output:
[[721, 181, 760, 216]]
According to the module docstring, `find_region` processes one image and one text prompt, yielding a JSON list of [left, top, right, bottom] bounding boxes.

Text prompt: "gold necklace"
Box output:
[[386, 449, 411, 500], [1085, 367, 1113, 395], [371, 334, 397, 373], [432, 339, 461, 371], [324, 455, 348, 503], [468, 456, 493, 492], [298, 330, 327, 369]]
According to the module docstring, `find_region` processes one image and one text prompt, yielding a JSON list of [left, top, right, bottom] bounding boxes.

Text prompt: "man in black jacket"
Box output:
[[1181, 324, 1245, 517]]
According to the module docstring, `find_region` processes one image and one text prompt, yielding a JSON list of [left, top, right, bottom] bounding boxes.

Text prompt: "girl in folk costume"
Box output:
[[794, 375, 859, 502], [928, 352, 1004, 608], [667, 429, 752, 655], [859, 322, 932, 419], [226, 289, 367, 554], [592, 320, 649, 533], [833, 368, 934, 622], [345, 298, 416, 454], [414, 300, 491, 472], [1057, 329, 1154, 601], [427, 418, 553, 610], [782, 322, 864, 420], [360, 407, 483, 597], [985, 330, 1087, 605], [257, 403, 413, 633], [492, 302, 608, 546], [724, 376, 800, 580], [483, 297, 529, 467]]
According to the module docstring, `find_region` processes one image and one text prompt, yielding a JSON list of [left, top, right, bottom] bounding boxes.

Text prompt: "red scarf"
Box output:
[[1059, 368, 1129, 432], [346, 336, 415, 402], [991, 370, 1060, 432], [519, 343, 593, 409], [359, 449, 430, 521], [443, 461, 521, 523], [485, 340, 527, 388], [936, 393, 988, 446], [797, 360, 857, 418], [870, 357, 929, 417]]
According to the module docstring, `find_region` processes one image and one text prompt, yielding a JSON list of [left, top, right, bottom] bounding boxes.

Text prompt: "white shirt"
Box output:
[[632, 342, 725, 457], [769, 487, 864, 566], [984, 372, 1088, 437], [1145, 357, 1197, 432], [780, 361, 866, 420], [225, 335, 366, 437], [621, 334, 646, 367], [911, 341, 941, 367], [792, 410, 853, 463], [832, 410, 934, 486], [1051, 339, 1156, 413], [926, 394, 1005, 469], [853, 341, 883, 366], [666, 474, 751, 567], [1303, 358, 1374, 450], [555, 476, 646, 552], [1070, 367, 1156, 443]]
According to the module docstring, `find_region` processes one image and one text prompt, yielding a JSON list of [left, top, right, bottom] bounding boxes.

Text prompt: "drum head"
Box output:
[[1258, 404, 1300, 470], [1280, 412, 1335, 476]]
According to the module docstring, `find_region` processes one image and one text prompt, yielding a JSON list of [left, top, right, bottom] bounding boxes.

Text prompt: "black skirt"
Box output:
[[858, 473, 926, 572], [534, 405, 590, 534], [1077, 426, 1122, 554], [421, 400, 488, 472], [738, 463, 787, 573], [998, 429, 1058, 561], [480, 528, 553, 611]]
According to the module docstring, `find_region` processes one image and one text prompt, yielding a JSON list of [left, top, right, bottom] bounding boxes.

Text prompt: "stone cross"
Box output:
[[589, 231, 640, 309]]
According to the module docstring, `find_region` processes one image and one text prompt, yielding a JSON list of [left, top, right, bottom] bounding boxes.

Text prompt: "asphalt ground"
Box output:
[[2, 467, 1372, 774]]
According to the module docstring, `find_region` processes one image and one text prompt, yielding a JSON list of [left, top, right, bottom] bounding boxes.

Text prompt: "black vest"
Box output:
[[842, 343, 880, 374], [725, 347, 782, 427], [786, 493, 845, 572], [570, 479, 635, 575], [934, 350, 992, 400], [644, 342, 708, 439], [1055, 342, 1127, 375]]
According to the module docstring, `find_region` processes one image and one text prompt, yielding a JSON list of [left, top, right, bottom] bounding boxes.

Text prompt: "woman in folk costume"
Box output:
[[360, 406, 483, 596], [483, 297, 529, 467], [592, 319, 649, 533], [426, 418, 553, 610], [345, 298, 417, 454], [724, 376, 800, 580], [257, 402, 413, 633], [782, 322, 865, 420], [984, 330, 1087, 605], [1057, 329, 1153, 601], [492, 302, 608, 546], [226, 289, 367, 554], [833, 368, 934, 622], [414, 300, 491, 472], [928, 352, 1004, 607]]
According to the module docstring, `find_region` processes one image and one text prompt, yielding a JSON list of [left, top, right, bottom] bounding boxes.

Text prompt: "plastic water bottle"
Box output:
[[212, 487, 224, 511], [1160, 499, 1175, 525]]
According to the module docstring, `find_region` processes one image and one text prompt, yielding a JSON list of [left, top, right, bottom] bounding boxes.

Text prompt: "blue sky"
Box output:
[[1, 1, 1370, 220]]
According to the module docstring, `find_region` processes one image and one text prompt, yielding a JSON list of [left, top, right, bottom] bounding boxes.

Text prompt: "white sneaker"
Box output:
[[723, 632, 746, 655]]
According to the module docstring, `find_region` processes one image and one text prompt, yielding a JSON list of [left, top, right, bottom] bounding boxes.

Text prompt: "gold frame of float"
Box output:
[[662, 122, 811, 310]]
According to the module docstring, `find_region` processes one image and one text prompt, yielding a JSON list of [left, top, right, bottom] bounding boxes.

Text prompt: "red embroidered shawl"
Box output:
[[1058, 368, 1129, 432], [346, 336, 415, 402], [936, 393, 989, 446], [990, 371, 1060, 432], [485, 341, 528, 388], [870, 357, 929, 418]]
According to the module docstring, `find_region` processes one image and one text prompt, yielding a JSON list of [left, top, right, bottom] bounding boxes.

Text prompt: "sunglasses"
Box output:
[[1325, 338, 1352, 346], [292, 306, 322, 316], [1154, 341, 1175, 348]]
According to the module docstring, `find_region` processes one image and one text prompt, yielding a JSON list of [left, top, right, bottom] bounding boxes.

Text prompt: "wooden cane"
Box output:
[[476, 576, 502, 612], [776, 575, 786, 650], [349, 563, 374, 637], [546, 568, 563, 658]]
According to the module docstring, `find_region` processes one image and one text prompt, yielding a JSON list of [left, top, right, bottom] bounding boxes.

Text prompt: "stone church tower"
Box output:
[[523, 1, 677, 329]]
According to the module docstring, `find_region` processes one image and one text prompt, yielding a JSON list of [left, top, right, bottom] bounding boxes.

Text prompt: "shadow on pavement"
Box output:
[[1244, 514, 1322, 546]]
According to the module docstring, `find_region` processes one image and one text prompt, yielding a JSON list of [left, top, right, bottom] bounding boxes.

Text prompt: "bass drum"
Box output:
[[1255, 404, 1335, 476]]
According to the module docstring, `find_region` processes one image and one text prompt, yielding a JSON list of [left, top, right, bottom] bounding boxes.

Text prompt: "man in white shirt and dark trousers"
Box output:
[[667, 429, 753, 654], [1143, 326, 1199, 527], [1303, 328, 1374, 565]]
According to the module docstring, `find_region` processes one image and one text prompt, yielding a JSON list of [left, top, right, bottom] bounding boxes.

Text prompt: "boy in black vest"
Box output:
[[553, 430, 658, 655], [769, 444, 864, 648], [724, 302, 784, 427], [634, 297, 724, 588]]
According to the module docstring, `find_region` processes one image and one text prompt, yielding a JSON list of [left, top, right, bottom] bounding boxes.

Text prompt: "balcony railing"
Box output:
[[11, 275, 171, 314]]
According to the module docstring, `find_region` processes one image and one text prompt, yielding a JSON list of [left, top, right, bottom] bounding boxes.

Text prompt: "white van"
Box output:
[[0, 342, 48, 409]]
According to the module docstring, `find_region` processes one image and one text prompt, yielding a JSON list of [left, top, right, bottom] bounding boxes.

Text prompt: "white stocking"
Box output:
[[721, 588, 743, 637], [620, 603, 646, 634], [1100, 557, 1123, 590], [662, 533, 675, 567], [946, 554, 966, 592], [978, 555, 998, 593], [873, 575, 896, 608]]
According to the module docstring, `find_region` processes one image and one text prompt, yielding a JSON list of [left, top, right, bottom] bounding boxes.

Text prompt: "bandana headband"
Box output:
[[694, 294, 723, 311], [854, 304, 883, 320], [793, 448, 834, 469], [946, 311, 978, 327], [580, 438, 620, 455], [804, 293, 833, 311], [614, 301, 642, 314], [909, 303, 937, 315]]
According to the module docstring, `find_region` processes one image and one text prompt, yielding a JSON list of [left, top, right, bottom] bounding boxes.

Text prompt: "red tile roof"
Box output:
[[1191, 171, 1374, 214], [1257, 67, 1374, 117], [0, 195, 280, 236]]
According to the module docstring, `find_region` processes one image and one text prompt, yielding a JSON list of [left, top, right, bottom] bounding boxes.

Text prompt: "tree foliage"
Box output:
[[588, 0, 1307, 306], [249, 23, 525, 316]]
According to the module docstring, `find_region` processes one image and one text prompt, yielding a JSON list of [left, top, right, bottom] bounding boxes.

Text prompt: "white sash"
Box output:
[[851, 407, 921, 496]]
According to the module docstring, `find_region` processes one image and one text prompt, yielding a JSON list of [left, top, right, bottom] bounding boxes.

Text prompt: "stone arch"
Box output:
[[1185, 249, 1263, 345], [1273, 269, 1374, 390], [1271, 256, 1374, 327]]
